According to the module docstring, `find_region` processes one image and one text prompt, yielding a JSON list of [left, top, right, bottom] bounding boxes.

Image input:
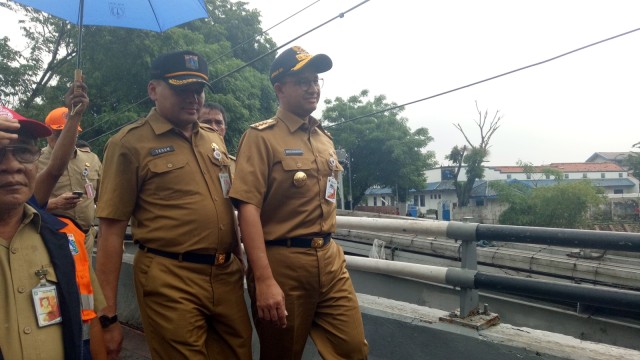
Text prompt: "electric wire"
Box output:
[[83, 0, 336, 142], [206, 0, 321, 66], [325, 26, 640, 129]]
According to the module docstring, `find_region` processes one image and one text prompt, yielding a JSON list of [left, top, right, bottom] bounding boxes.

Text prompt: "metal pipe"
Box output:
[[477, 224, 640, 252], [475, 272, 640, 312], [337, 216, 449, 238], [346, 255, 449, 284], [345, 255, 640, 313]]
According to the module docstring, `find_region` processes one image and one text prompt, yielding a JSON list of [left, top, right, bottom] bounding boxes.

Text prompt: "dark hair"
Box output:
[[202, 102, 227, 124]]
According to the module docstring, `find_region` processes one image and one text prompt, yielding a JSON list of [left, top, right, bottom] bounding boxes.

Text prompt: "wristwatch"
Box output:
[[99, 314, 119, 329]]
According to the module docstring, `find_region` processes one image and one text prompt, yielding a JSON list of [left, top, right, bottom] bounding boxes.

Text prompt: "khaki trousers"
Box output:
[[134, 251, 252, 360], [248, 240, 368, 360]]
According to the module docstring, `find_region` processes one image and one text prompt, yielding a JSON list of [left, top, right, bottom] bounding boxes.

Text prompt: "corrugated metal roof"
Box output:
[[491, 162, 626, 173], [507, 178, 636, 188], [364, 187, 394, 195]]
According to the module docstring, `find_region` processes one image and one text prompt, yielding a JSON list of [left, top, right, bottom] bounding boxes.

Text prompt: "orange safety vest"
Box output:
[[57, 217, 96, 322]]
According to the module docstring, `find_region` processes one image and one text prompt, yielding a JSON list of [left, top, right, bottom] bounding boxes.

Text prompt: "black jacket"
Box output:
[[37, 207, 84, 360]]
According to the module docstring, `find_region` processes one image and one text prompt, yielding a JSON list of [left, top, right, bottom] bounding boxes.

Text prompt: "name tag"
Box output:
[[284, 149, 303, 156], [150, 146, 175, 156]]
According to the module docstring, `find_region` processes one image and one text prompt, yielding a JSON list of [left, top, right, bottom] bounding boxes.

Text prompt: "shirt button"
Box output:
[[18, 286, 25, 293], [214, 197, 218, 201], [219, 225, 224, 230], [10, 248, 18, 254], [296, 163, 301, 168], [24, 327, 32, 334], [167, 163, 173, 168]]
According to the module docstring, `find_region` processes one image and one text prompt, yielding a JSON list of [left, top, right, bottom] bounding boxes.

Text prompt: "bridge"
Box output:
[[112, 214, 640, 359]]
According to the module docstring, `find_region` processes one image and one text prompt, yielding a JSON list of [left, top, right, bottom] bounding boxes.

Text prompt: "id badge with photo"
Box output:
[[85, 182, 96, 199], [325, 176, 338, 203], [219, 172, 231, 198], [32, 282, 62, 327]]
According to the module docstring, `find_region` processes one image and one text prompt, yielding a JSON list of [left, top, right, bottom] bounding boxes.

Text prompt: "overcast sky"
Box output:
[[2, 1, 639, 166], [244, 0, 640, 166]]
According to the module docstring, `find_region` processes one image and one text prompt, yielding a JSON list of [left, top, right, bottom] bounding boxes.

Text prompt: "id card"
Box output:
[[219, 172, 231, 198], [325, 176, 337, 203], [32, 284, 62, 327], [85, 182, 96, 199]]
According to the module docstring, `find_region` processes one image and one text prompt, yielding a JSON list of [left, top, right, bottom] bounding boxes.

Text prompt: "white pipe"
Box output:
[[337, 216, 449, 238], [346, 255, 448, 284]]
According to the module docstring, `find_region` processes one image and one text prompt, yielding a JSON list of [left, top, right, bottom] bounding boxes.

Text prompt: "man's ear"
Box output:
[[274, 82, 284, 97], [148, 81, 158, 100]]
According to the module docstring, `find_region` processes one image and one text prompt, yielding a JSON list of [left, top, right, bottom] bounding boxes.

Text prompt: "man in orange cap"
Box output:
[[38, 106, 102, 256]]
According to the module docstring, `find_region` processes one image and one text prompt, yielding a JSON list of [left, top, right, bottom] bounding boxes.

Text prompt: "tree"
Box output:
[[322, 90, 437, 208], [445, 102, 502, 206], [516, 160, 563, 187], [491, 180, 605, 229], [0, 0, 278, 156], [625, 141, 640, 180]]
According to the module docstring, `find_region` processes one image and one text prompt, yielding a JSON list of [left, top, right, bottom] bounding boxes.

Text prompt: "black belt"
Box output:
[[266, 234, 332, 248], [138, 243, 231, 265]]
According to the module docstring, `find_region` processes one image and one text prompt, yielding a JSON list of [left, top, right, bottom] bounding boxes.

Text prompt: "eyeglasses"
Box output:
[[285, 77, 324, 91], [0, 145, 41, 164]]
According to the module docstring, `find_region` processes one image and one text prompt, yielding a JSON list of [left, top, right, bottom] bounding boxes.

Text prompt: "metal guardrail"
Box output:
[[338, 217, 640, 317]]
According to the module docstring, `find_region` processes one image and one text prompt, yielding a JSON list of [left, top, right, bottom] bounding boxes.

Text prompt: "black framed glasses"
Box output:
[[0, 145, 41, 164], [286, 77, 324, 91]]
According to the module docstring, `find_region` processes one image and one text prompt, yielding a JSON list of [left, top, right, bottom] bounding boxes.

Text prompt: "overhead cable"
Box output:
[[326, 26, 640, 128]]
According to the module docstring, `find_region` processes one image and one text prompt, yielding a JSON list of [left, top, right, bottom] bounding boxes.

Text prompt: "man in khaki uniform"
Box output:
[[199, 102, 236, 177], [230, 46, 368, 360], [38, 106, 102, 253], [96, 50, 252, 360], [0, 102, 106, 360]]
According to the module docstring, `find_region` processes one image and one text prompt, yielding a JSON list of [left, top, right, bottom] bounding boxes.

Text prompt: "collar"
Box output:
[[147, 108, 200, 136], [275, 107, 321, 133], [23, 204, 42, 232]]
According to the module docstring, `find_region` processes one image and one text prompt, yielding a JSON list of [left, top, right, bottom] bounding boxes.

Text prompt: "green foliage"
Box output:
[[445, 103, 502, 207], [0, 0, 277, 157], [323, 90, 438, 207], [491, 180, 605, 229], [516, 160, 563, 187], [625, 142, 640, 180]]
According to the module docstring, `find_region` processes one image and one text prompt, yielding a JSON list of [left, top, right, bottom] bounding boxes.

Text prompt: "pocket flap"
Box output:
[[281, 157, 313, 171], [148, 157, 188, 174]]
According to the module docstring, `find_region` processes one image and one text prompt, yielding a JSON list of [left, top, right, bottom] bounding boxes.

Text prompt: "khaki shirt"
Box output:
[[38, 145, 102, 230], [0, 205, 106, 359], [230, 107, 343, 241], [96, 108, 236, 254]]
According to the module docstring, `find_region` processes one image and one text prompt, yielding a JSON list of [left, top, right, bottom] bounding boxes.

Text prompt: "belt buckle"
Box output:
[[311, 238, 324, 248], [215, 253, 227, 265]]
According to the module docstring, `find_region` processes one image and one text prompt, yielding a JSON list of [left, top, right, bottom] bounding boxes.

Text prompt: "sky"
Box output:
[[2, 0, 640, 166], [241, 0, 640, 166]]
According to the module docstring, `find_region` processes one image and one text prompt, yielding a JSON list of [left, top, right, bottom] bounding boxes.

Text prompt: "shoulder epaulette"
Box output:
[[317, 124, 333, 140], [250, 119, 277, 130], [119, 117, 146, 136]]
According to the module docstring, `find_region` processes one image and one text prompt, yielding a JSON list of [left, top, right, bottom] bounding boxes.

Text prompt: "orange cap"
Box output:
[[45, 107, 82, 131]]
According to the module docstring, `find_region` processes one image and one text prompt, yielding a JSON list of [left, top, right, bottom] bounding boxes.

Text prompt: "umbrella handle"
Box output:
[[71, 69, 83, 115]]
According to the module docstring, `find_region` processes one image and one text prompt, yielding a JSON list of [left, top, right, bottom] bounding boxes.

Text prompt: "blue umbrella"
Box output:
[[10, 0, 209, 68]]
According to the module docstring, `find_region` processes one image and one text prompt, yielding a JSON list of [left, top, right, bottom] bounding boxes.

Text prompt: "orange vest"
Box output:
[[57, 217, 96, 322]]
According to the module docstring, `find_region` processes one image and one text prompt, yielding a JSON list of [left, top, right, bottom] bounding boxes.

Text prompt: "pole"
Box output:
[[76, 0, 85, 69], [348, 157, 353, 210]]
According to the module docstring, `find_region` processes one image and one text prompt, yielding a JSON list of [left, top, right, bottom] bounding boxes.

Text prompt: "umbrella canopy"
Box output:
[[11, 0, 209, 32], [11, 0, 209, 71]]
